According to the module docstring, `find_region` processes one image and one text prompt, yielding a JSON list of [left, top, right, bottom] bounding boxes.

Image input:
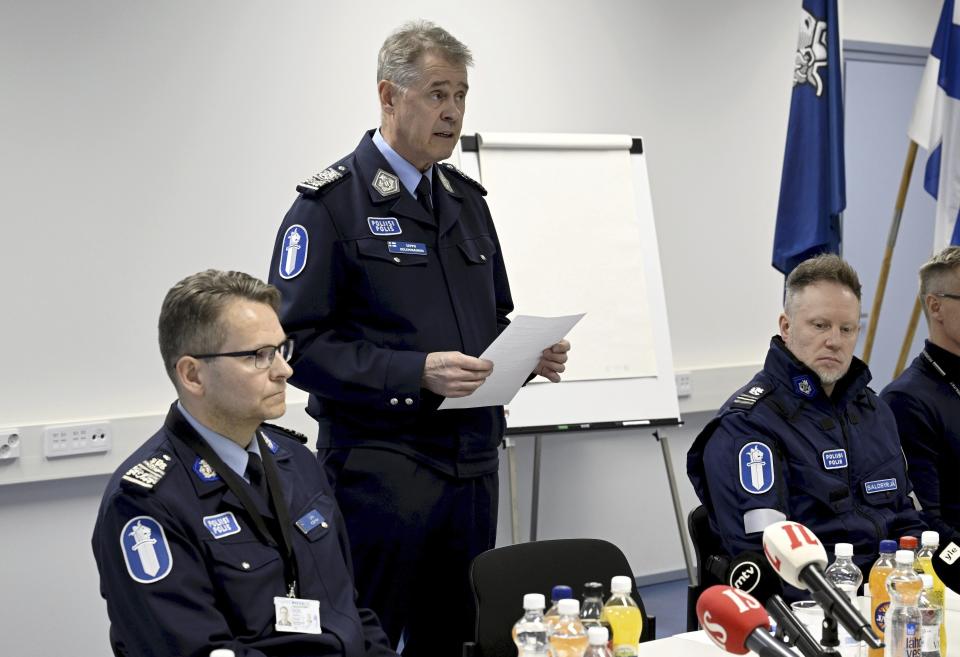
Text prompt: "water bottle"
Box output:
[[581, 582, 612, 638], [513, 593, 551, 657], [919, 574, 942, 657], [549, 598, 588, 657], [869, 540, 898, 657], [917, 531, 947, 656], [583, 626, 612, 657], [546, 585, 574, 632], [601, 576, 642, 657], [826, 542, 864, 656], [885, 549, 923, 657]]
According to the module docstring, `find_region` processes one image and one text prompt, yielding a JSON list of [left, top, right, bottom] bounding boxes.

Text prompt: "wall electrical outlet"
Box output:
[[0, 429, 21, 460], [675, 371, 692, 398], [44, 421, 112, 458]]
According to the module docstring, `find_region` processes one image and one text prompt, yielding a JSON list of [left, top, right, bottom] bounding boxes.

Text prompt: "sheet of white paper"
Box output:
[[438, 314, 584, 410]]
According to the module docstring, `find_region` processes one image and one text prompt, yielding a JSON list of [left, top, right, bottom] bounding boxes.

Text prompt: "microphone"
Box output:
[[762, 521, 882, 649], [724, 551, 784, 604], [931, 539, 960, 592], [696, 585, 796, 657]]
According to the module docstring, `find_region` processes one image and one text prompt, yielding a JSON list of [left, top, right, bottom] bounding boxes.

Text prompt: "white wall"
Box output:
[[0, 1, 942, 655]]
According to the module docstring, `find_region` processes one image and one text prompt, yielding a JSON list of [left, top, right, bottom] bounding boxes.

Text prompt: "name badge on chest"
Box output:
[[275, 596, 322, 634], [387, 241, 427, 255]]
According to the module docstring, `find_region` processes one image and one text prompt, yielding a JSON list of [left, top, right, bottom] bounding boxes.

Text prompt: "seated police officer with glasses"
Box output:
[[91, 269, 396, 657]]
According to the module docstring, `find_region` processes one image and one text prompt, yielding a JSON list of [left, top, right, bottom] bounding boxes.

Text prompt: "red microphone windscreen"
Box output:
[[696, 585, 770, 654]]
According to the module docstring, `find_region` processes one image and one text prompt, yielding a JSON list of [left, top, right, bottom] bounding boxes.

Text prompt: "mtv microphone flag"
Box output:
[[772, 0, 846, 275], [909, 0, 960, 250]]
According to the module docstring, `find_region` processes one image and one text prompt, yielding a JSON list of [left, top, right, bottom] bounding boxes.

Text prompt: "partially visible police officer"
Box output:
[[92, 270, 396, 657], [883, 246, 960, 538], [687, 255, 926, 586], [268, 21, 569, 657]]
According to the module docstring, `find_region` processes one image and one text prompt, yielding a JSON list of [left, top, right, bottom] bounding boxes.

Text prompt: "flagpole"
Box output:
[[894, 296, 923, 377], [861, 140, 919, 364]]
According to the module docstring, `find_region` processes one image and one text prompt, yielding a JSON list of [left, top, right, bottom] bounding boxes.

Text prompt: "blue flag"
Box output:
[[908, 0, 960, 250], [772, 0, 846, 275]]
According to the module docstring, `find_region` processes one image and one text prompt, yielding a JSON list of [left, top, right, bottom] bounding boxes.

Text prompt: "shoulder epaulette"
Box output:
[[441, 163, 487, 196], [729, 381, 773, 411], [121, 452, 173, 492], [261, 423, 309, 445], [297, 165, 351, 197]]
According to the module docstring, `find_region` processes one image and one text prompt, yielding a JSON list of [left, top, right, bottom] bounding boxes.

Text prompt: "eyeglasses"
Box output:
[[934, 293, 960, 301], [190, 338, 294, 370]]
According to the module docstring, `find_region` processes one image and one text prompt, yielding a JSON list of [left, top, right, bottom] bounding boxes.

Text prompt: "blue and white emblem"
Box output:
[[203, 511, 241, 539], [793, 9, 829, 97], [279, 224, 308, 280], [822, 448, 848, 470], [193, 457, 220, 482], [865, 478, 898, 494], [121, 516, 172, 583], [793, 375, 817, 398], [739, 441, 774, 494], [367, 217, 402, 236], [296, 509, 329, 534]]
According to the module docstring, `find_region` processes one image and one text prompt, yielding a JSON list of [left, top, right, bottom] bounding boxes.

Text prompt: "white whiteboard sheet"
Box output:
[[458, 133, 680, 430]]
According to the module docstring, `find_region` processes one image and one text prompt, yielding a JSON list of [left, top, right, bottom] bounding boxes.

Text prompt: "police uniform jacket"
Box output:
[[269, 131, 514, 477], [882, 340, 960, 538], [687, 337, 926, 576], [92, 404, 395, 657]]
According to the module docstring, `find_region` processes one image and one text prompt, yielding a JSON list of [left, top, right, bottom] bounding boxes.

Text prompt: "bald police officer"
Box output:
[[92, 270, 396, 657], [268, 20, 569, 656]]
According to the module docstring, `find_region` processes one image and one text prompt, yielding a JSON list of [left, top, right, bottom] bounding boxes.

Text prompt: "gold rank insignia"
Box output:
[[122, 453, 172, 490], [372, 169, 400, 197], [297, 166, 349, 196]]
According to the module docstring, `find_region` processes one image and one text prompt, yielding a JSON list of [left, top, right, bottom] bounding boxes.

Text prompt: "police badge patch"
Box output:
[[278, 224, 308, 280], [792, 375, 817, 399], [739, 441, 774, 494], [822, 448, 848, 470], [193, 457, 220, 482], [203, 511, 242, 539], [121, 516, 173, 583], [371, 169, 400, 197], [367, 217, 402, 236]]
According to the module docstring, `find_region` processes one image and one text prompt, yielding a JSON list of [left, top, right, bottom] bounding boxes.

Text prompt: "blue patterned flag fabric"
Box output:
[[772, 0, 846, 275], [909, 0, 960, 249]]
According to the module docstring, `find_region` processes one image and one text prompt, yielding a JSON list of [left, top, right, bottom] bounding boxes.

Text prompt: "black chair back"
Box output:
[[686, 504, 727, 630], [468, 538, 655, 657]]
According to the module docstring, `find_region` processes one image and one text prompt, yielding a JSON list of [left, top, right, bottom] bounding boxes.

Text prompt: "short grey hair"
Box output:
[[919, 246, 960, 318], [784, 254, 862, 316], [158, 270, 281, 385], [377, 20, 473, 90]]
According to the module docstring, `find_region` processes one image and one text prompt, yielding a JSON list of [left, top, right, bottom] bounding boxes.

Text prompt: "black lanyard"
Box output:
[[921, 350, 960, 401], [178, 428, 300, 598]]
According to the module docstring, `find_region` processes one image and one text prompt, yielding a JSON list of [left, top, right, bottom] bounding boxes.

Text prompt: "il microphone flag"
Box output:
[[772, 0, 846, 275], [908, 0, 960, 250]]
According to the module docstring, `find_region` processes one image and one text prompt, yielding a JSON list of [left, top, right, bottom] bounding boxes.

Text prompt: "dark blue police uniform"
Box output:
[[268, 130, 514, 655], [882, 340, 960, 539], [688, 337, 926, 580], [92, 404, 395, 657]]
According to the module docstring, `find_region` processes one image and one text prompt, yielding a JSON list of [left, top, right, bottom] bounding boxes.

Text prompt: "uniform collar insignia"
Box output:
[[436, 167, 455, 194], [372, 169, 400, 197], [792, 375, 817, 399], [192, 457, 220, 482]]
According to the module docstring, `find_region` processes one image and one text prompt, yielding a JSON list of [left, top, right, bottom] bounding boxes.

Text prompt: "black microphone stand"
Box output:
[[766, 595, 832, 657]]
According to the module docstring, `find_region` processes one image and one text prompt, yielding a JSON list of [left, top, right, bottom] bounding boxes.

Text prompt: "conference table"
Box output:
[[636, 589, 960, 655]]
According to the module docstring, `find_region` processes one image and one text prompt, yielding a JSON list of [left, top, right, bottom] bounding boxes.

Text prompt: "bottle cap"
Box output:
[[523, 593, 546, 610], [879, 539, 898, 553], [900, 536, 919, 550], [583, 581, 603, 596], [922, 531, 940, 547], [834, 542, 853, 558], [551, 584, 573, 602], [896, 549, 915, 565], [558, 598, 580, 616], [921, 574, 934, 589], [610, 575, 632, 593], [210, 651, 236, 657], [588, 626, 609, 645]]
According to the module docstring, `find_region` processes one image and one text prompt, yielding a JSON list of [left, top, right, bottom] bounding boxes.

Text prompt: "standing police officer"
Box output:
[[687, 255, 926, 586], [92, 270, 396, 657], [883, 246, 960, 538], [268, 21, 569, 656]]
